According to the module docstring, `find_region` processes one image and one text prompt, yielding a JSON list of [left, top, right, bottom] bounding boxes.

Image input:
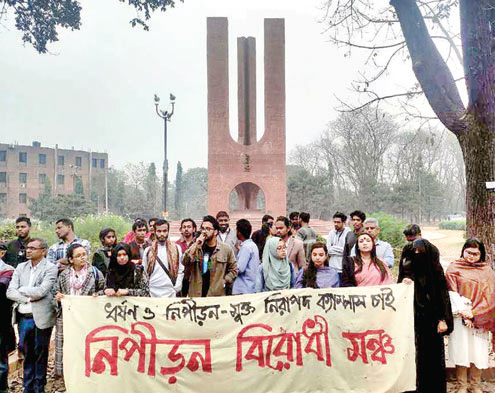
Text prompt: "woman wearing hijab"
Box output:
[[294, 242, 340, 289], [255, 237, 294, 292], [53, 243, 105, 380], [398, 236, 453, 393], [104, 243, 149, 297], [92, 227, 117, 276], [446, 239, 495, 393], [341, 231, 392, 287]]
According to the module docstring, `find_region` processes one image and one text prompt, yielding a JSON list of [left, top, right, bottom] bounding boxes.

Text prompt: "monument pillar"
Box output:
[[207, 17, 286, 217]]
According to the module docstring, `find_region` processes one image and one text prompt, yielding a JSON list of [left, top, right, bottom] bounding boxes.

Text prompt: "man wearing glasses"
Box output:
[[183, 215, 237, 297], [7, 238, 57, 393]]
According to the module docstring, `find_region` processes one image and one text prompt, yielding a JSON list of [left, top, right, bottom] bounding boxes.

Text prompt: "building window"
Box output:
[[99, 159, 105, 169], [75, 156, 82, 167], [0, 151, 6, 162], [39, 153, 46, 165], [57, 174, 65, 185], [0, 193, 6, 203], [92, 158, 98, 168], [19, 152, 27, 163], [39, 173, 46, 184], [0, 172, 6, 183], [58, 155, 65, 166], [19, 193, 27, 204], [19, 173, 27, 184]]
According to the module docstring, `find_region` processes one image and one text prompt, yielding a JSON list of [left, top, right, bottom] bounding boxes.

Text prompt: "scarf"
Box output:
[[262, 237, 291, 291], [107, 244, 135, 290], [146, 239, 179, 280], [68, 265, 89, 295], [446, 258, 495, 332]]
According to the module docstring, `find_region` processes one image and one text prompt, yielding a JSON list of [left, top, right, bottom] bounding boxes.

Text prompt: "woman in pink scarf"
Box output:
[[53, 243, 105, 384], [446, 239, 495, 393]]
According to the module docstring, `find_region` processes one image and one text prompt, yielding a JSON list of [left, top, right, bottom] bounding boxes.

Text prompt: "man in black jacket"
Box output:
[[5, 216, 31, 267]]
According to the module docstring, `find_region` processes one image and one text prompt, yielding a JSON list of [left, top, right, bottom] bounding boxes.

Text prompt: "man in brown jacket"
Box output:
[[183, 215, 237, 297], [275, 216, 306, 273]]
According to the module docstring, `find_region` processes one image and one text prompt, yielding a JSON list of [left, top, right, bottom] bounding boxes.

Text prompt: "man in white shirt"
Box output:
[[216, 211, 237, 251], [142, 219, 183, 298], [326, 212, 351, 278]]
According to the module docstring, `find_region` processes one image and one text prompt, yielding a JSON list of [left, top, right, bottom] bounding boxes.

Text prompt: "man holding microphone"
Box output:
[[182, 215, 237, 297]]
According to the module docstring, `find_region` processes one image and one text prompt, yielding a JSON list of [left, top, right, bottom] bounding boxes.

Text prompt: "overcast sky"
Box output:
[[0, 0, 461, 180]]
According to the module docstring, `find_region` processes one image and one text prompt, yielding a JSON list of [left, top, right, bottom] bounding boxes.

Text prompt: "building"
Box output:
[[0, 141, 108, 219]]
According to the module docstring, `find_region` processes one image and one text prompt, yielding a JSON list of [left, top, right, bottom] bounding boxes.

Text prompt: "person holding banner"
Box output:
[[445, 239, 495, 393], [255, 237, 295, 292], [398, 234, 453, 393], [341, 232, 392, 287], [294, 242, 339, 289], [53, 243, 106, 381], [104, 243, 150, 297]]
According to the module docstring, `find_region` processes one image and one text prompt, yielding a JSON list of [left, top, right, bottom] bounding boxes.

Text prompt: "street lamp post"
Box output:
[[154, 93, 176, 217]]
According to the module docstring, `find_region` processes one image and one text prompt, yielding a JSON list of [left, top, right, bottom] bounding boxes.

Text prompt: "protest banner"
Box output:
[[62, 283, 416, 393]]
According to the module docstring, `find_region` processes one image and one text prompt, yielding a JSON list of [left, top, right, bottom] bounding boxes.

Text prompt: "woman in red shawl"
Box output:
[[446, 239, 495, 393]]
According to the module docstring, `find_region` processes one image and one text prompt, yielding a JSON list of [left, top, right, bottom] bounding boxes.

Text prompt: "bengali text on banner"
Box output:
[[62, 283, 416, 393]]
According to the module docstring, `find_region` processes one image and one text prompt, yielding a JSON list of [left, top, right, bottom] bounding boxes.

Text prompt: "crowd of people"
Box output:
[[0, 210, 493, 393]]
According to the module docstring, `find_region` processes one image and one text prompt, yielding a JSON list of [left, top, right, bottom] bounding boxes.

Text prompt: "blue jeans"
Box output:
[[18, 316, 52, 393]]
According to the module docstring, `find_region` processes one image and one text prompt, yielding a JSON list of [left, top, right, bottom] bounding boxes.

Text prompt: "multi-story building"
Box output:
[[0, 141, 108, 219]]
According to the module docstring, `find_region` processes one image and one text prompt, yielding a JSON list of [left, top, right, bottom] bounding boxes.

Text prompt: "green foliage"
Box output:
[[0, 214, 132, 253], [174, 161, 184, 219], [438, 219, 466, 230], [369, 212, 406, 251], [2, 0, 183, 54], [72, 214, 133, 251], [29, 194, 97, 222], [0, 220, 16, 242], [181, 167, 207, 219], [74, 177, 84, 195], [287, 165, 333, 219]]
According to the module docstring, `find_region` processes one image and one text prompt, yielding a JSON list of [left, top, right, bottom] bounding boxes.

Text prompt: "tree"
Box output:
[[74, 176, 84, 195], [143, 162, 161, 216], [324, 1, 495, 261], [29, 194, 96, 222], [0, 0, 183, 53], [174, 161, 184, 219], [181, 167, 207, 219]]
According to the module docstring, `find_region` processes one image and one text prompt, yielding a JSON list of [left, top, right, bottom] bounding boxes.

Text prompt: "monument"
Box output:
[[207, 17, 287, 217]]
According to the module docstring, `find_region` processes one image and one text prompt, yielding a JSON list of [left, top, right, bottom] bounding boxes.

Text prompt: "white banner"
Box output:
[[62, 283, 416, 393]]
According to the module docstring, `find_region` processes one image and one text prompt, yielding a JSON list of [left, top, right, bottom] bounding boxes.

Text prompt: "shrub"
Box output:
[[0, 214, 133, 253], [438, 219, 466, 230], [368, 212, 406, 251]]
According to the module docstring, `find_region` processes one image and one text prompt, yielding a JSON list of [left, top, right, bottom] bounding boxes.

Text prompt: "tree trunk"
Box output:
[[391, 0, 495, 262], [458, 115, 495, 265]]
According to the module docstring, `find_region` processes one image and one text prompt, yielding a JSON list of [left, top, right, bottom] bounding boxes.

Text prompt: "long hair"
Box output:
[[460, 238, 486, 262], [99, 228, 117, 246], [302, 242, 329, 289], [353, 231, 388, 282]]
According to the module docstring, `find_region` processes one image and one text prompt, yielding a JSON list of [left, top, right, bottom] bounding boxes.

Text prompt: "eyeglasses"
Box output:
[[276, 246, 287, 251], [465, 250, 481, 257], [26, 246, 44, 250], [201, 227, 214, 232]]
